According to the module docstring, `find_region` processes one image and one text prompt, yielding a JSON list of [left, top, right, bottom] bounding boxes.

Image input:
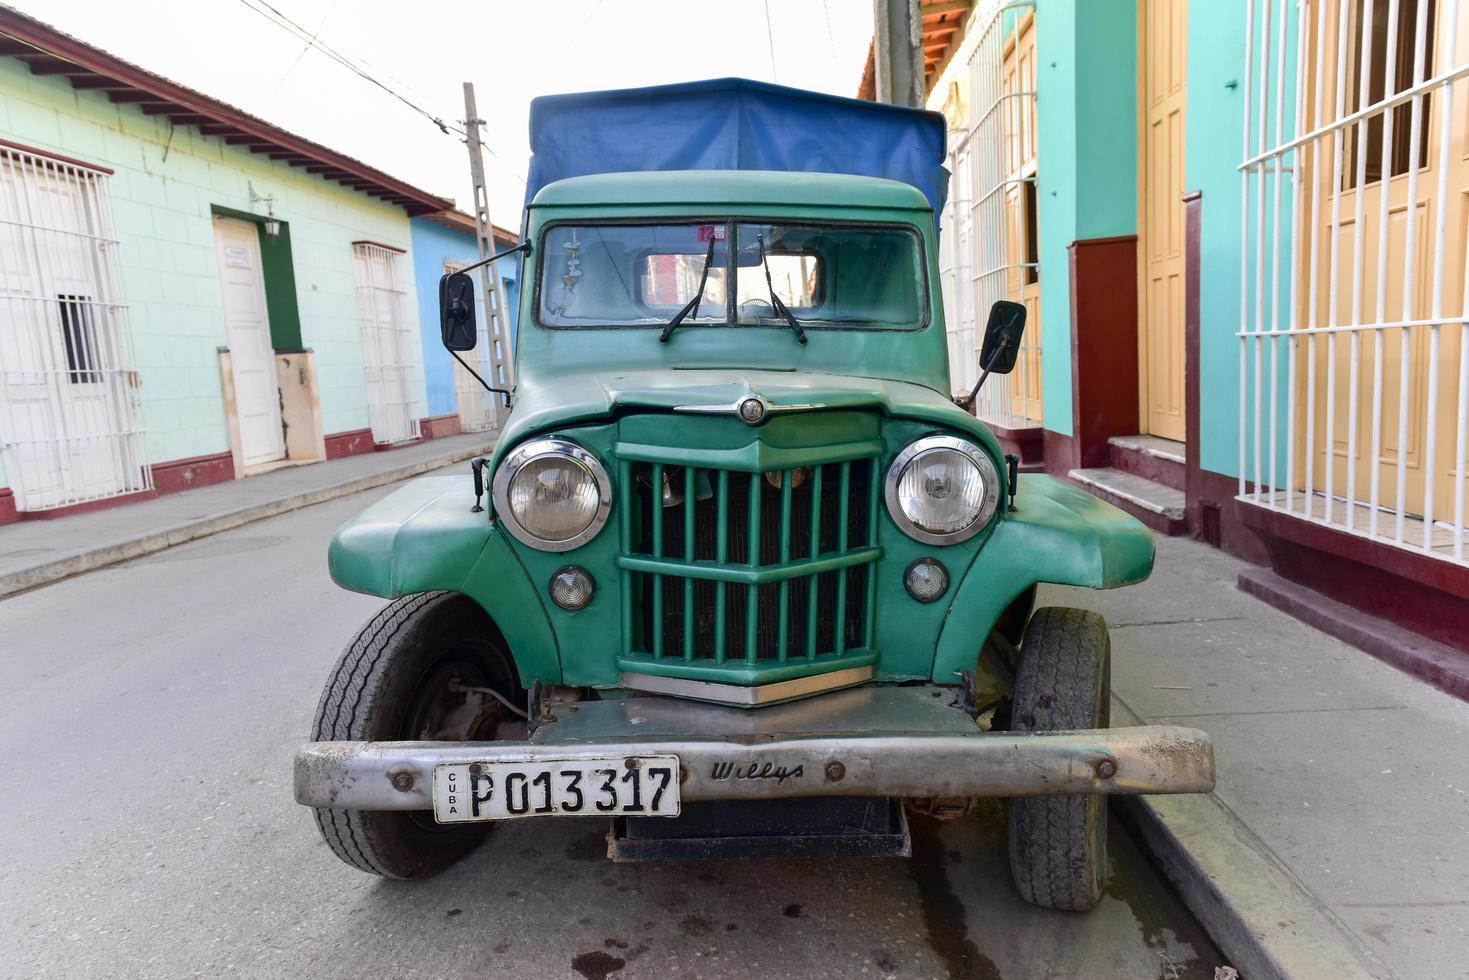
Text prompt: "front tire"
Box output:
[[1006, 606, 1111, 911], [311, 591, 522, 879]]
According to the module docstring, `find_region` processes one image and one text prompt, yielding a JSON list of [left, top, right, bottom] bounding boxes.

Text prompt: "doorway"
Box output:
[[1138, 0, 1189, 442], [213, 217, 285, 466], [353, 242, 419, 445]]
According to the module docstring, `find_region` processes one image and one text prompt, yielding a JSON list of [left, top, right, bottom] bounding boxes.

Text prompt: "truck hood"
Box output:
[[492, 368, 1001, 470]]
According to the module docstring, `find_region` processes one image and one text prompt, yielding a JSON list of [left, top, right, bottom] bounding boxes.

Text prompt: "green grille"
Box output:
[[616, 450, 881, 681]]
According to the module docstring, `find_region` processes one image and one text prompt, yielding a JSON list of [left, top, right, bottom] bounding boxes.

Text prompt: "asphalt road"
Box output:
[[0, 473, 1223, 979]]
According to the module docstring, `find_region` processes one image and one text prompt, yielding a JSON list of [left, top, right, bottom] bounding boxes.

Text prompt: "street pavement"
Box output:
[[0, 469, 1223, 980]]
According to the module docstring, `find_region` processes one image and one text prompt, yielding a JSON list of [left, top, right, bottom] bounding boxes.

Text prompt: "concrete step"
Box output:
[[1069, 466, 1187, 535], [1108, 434, 1186, 491]]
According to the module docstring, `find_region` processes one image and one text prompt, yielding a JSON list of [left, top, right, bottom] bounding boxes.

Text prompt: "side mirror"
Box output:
[[439, 272, 477, 351], [979, 300, 1026, 375]]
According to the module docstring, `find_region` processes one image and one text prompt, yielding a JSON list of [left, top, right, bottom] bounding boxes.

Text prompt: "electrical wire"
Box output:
[[234, 0, 463, 136], [761, 0, 780, 83]]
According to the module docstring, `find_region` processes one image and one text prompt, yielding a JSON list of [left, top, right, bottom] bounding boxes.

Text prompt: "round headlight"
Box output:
[[884, 436, 1001, 545], [492, 438, 612, 551]]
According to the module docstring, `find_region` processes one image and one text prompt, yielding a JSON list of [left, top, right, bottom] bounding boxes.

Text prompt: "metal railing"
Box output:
[[1239, 0, 1469, 565], [936, 0, 1043, 431], [0, 144, 149, 511], [353, 242, 421, 445]]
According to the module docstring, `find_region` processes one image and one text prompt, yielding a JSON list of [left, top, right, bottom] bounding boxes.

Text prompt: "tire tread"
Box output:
[[1007, 606, 1110, 912]]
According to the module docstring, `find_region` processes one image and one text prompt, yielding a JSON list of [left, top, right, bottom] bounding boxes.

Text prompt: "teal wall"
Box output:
[[1188, 0, 1295, 479], [1035, 0, 1139, 436], [0, 55, 426, 480]]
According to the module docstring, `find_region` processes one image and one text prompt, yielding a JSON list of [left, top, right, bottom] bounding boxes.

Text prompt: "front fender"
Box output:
[[328, 475, 562, 684], [931, 474, 1154, 681]]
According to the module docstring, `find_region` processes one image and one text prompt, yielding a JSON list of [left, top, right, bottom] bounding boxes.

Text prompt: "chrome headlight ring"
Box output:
[[491, 438, 613, 552], [883, 435, 1001, 545]]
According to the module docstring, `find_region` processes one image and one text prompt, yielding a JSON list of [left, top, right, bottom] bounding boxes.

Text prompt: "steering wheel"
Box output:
[[738, 299, 775, 320]]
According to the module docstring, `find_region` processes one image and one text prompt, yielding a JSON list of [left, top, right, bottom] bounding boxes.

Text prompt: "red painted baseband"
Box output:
[[0, 488, 17, 526], [1239, 567, 1469, 703], [17, 488, 159, 520], [151, 451, 236, 494], [420, 414, 462, 441], [979, 421, 1044, 468], [324, 428, 374, 460], [1240, 501, 1469, 653]]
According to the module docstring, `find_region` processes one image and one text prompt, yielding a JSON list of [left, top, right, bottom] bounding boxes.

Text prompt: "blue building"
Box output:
[[409, 211, 520, 437]]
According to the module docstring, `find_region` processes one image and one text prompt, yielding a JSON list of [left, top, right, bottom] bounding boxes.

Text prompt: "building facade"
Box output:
[[0, 9, 449, 523], [914, 0, 1469, 676]]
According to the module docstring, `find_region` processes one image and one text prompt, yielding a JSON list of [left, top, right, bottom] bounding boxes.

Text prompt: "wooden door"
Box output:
[[1139, 0, 1189, 441], [1003, 11, 1043, 423], [213, 218, 285, 466], [1297, 0, 1467, 520]]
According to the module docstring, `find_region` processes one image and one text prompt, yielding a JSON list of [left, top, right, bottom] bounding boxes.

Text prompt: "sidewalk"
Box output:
[[0, 432, 495, 599], [1050, 534, 1469, 980]]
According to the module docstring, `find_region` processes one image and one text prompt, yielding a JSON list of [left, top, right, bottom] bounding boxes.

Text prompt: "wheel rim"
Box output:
[[401, 640, 520, 834]]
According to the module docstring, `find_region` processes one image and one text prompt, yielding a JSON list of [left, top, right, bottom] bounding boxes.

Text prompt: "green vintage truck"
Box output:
[[294, 80, 1213, 911]]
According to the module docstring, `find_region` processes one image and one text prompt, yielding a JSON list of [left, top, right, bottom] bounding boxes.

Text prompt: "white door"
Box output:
[[213, 218, 284, 466], [353, 243, 419, 444], [0, 148, 147, 510]]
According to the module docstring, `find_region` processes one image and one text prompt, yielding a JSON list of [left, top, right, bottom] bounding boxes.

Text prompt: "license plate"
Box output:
[[432, 756, 681, 823]]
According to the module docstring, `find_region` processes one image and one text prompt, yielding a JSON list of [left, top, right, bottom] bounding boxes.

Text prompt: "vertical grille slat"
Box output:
[[622, 453, 879, 674], [650, 462, 664, 660], [714, 470, 729, 664]]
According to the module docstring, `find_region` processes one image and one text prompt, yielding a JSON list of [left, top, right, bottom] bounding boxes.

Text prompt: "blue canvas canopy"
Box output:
[[524, 78, 948, 216]]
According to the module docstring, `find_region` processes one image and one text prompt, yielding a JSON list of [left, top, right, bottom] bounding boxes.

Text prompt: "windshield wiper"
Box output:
[[757, 234, 807, 345], [659, 235, 718, 344]]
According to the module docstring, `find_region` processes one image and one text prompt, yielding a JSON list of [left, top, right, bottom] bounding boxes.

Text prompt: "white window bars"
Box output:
[[1239, 0, 1469, 565], [353, 243, 422, 445], [0, 144, 149, 511], [937, 0, 1044, 430]]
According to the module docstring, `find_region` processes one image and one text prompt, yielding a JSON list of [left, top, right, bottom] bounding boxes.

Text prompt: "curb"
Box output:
[[1111, 696, 1397, 980], [0, 441, 492, 601]]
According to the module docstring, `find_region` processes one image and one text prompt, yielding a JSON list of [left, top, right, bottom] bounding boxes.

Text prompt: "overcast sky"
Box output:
[[13, 0, 875, 229]]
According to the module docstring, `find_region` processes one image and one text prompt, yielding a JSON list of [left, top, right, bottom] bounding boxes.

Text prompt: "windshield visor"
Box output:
[[536, 221, 927, 331]]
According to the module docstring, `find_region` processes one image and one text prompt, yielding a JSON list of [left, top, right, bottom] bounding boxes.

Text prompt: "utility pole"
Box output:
[[872, 0, 924, 107], [461, 81, 514, 431]]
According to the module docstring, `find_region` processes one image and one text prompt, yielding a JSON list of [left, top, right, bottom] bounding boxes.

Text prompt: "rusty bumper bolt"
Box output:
[[1094, 758, 1117, 780], [824, 761, 846, 783], [390, 770, 416, 792]]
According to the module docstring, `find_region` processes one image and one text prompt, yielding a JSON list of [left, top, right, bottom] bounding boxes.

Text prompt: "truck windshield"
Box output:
[[536, 221, 926, 331]]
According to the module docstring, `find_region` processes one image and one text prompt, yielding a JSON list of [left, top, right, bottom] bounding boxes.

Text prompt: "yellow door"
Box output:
[[1139, 0, 1189, 441], [1296, 0, 1468, 521], [1003, 12, 1043, 424]]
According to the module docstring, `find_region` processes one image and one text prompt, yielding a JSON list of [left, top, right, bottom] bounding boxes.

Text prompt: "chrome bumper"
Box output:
[[294, 687, 1215, 811]]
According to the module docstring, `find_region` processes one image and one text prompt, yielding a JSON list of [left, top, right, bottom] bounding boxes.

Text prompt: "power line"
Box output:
[[234, 0, 462, 136], [762, 0, 779, 83], [275, 0, 339, 87]]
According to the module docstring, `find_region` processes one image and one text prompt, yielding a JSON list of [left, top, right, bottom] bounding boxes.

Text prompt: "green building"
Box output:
[[0, 8, 453, 522]]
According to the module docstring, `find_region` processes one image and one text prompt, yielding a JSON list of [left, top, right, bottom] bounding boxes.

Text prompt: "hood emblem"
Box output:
[[737, 397, 767, 425], [674, 397, 826, 422]]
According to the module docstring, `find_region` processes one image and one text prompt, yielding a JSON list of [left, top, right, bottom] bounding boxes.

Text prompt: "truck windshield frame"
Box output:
[[531, 218, 931, 333]]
